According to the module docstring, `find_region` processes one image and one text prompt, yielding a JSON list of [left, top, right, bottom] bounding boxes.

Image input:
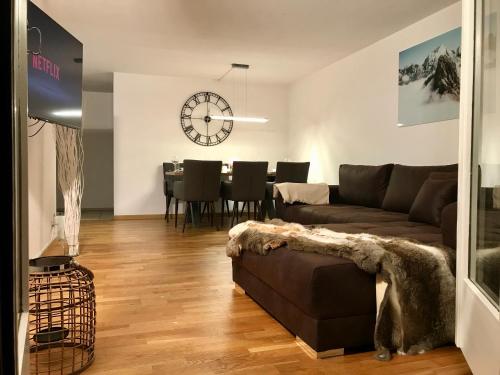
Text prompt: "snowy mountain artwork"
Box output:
[[398, 27, 461, 126]]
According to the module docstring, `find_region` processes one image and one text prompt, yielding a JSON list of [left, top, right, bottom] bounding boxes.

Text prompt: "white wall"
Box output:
[[113, 73, 288, 215], [28, 123, 56, 259], [83, 91, 113, 130], [113, 4, 462, 215], [288, 3, 462, 184]]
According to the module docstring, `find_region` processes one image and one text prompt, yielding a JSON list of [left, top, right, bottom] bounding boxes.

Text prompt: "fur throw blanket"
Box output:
[[226, 220, 456, 361]]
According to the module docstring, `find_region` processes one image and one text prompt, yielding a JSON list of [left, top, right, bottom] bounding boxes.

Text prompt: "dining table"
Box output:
[[164, 170, 277, 226], [164, 171, 276, 178]]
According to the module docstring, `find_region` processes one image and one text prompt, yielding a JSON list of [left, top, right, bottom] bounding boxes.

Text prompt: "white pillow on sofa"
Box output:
[[273, 182, 329, 205]]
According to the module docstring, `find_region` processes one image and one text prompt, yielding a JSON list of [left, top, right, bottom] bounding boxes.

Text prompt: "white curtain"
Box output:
[[56, 125, 84, 256]]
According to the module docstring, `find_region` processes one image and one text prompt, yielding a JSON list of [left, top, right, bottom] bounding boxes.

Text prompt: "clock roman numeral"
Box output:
[[193, 96, 200, 104], [221, 127, 230, 135], [181, 114, 191, 119], [220, 106, 230, 112], [184, 125, 194, 133], [194, 133, 201, 143], [208, 136, 219, 145]]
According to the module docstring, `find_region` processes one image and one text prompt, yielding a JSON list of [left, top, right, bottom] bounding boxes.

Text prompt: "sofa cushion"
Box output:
[[233, 248, 376, 320], [382, 164, 458, 213], [409, 177, 458, 227], [280, 203, 408, 225], [338, 164, 394, 208], [441, 202, 458, 249], [427, 171, 458, 180], [317, 221, 443, 246]]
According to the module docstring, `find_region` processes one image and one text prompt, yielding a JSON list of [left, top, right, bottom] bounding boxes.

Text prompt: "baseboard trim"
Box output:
[[113, 214, 165, 220], [82, 207, 114, 212], [295, 337, 344, 359]]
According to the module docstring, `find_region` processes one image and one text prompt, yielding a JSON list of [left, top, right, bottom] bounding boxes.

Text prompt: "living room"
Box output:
[[3, 0, 500, 374]]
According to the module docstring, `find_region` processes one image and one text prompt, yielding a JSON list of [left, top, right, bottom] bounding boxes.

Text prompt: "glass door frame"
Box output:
[[0, 0, 18, 371], [469, 0, 500, 309], [1, 0, 29, 374], [455, 0, 500, 373]]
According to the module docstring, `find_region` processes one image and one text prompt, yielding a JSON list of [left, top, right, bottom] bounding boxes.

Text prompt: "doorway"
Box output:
[[57, 91, 114, 220]]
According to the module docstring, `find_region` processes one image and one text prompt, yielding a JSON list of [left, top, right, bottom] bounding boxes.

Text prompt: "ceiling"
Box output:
[[33, 0, 459, 92]]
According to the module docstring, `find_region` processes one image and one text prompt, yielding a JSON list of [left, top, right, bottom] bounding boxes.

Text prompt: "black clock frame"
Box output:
[[180, 91, 234, 146]]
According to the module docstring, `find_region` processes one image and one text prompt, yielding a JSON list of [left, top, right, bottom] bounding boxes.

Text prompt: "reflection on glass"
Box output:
[[471, 0, 500, 308]]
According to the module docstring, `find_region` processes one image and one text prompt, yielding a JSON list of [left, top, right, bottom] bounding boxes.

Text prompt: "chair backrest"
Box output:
[[162, 162, 175, 195], [182, 160, 222, 201], [231, 161, 269, 201], [163, 162, 175, 174], [275, 161, 310, 183]]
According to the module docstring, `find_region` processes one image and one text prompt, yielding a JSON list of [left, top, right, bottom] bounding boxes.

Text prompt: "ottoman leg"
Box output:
[[296, 336, 344, 359]]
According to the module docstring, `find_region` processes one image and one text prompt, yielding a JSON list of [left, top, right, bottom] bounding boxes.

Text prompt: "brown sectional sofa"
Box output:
[[232, 163, 458, 357], [277, 163, 458, 248]]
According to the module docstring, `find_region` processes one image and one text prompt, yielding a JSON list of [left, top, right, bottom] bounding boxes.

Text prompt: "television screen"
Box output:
[[27, 2, 83, 129]]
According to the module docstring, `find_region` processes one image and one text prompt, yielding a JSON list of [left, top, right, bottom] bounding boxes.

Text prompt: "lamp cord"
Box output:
[[29, 121, 47, 137], [28, 119, 41, 127], [216, 66, 233, 81]]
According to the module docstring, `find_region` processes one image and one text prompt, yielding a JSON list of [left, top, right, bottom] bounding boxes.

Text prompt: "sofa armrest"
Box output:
[[441, 202, 457, 249], [329, 185, 342, 204], [275, 185, 337, 220]]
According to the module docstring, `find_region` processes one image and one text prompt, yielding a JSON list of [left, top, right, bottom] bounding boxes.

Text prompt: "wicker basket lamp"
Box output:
[[29, 256, 96, 375]]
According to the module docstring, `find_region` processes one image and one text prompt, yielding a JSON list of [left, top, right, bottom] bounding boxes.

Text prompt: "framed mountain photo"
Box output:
[[398, 27, 461, 126]]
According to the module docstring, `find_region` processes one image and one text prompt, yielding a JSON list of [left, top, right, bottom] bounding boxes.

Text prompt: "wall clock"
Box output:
[[180, 91, 233, 146]]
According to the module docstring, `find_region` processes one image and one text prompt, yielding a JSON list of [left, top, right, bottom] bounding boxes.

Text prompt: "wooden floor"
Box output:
[[45, 218, 471, 375]]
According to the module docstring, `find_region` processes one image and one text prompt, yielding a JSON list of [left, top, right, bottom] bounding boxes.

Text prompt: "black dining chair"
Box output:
[[275, 161, 311, 183], [220, 161, 269, 227], [173, 160, 222, 232], [264, 161, 310, 219], [162, 162, 175, 222]]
